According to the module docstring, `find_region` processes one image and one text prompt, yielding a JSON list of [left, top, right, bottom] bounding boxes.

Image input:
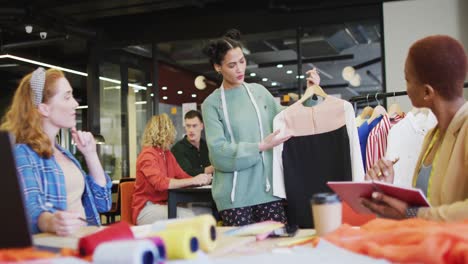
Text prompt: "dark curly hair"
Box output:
[[407, 35, 467, 100], [203, 29, 243, 66]]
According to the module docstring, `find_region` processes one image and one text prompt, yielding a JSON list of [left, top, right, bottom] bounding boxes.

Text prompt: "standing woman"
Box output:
[[201, 29, 294, 226], [1, 67, 112, 236]]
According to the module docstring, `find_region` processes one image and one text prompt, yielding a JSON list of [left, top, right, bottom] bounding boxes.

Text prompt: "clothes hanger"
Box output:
[[297, 84, 327, 104], [387, 91, 403, 117], [359, 94, 374, 119], [297, 68, 327, 104], [367, 93, 387, 124]]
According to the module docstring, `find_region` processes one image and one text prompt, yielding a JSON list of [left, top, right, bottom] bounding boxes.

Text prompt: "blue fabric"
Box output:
[[357, 116, 383, 170], [15, 144, 112, 234]]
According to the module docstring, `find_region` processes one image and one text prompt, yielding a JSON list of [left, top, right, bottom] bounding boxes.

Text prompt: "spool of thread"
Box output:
[[93, 239, 159, 264], [78, 222, 134, 256], [145, 236, 166, 263], [151, 229, 199, 260], [151, 214, 217, 252]]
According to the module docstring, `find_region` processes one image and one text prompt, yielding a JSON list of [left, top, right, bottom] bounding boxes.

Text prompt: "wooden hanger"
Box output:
[[359, 94, 373, 119], [297, 84, 327, 104], [387, 92, 403, 117], [367, 93, 387, 124]]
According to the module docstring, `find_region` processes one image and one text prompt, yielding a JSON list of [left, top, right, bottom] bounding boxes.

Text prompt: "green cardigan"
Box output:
[[201, 83, 283, 211]]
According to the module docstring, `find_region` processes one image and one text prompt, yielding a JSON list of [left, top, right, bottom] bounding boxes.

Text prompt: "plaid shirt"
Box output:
[[15, 144, 112, 234]]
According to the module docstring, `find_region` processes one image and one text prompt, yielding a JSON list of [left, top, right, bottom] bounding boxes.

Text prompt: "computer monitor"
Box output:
[[0, 130, 33, 249]]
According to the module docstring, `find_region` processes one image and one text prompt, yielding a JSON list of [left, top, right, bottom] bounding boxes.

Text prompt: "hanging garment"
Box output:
[[385, 111, 437, 187], [272, 96, 364, 228], [358, 116, 383, 171], [365, 113, 404, 171]]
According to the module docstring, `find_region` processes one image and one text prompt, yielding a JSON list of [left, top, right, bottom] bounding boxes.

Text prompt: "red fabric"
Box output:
[[78, 222, 134, 256], [324, 218, 468, 264], [131, 147, 191, 224]]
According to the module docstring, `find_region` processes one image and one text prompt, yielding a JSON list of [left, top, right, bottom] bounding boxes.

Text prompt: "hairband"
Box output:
[[30, 67, 46, 106]]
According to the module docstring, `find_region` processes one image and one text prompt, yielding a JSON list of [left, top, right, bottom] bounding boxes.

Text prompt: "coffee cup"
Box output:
[[311, 193, 342, 236]]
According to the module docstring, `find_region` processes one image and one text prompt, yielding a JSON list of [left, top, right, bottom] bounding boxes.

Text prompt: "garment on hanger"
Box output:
[[386, 110, 437, 187], [355, 115, 368, 127], [365, 113, 404, 171], [272, 96, 364, 228], [358, 116, 383, 170]]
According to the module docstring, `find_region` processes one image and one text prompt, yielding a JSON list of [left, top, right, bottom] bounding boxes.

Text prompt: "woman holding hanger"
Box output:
[[201, 29, 319, 226], [362, 35, 468, 221]]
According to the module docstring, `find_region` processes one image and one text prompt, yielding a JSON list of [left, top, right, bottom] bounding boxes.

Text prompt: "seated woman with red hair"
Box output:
[[362, 35, 468, 221]]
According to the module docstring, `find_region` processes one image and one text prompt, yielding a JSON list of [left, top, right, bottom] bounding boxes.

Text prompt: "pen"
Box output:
[[45, 202, 89, 224], [377, 157, 400, 178]]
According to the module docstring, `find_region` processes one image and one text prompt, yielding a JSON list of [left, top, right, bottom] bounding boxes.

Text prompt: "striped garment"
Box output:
[[15, 144, 112, 234], [365, 113, 404, 171]]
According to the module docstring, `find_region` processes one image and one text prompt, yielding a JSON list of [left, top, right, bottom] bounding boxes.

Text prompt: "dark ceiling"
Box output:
[[0, 0, 389, 109]]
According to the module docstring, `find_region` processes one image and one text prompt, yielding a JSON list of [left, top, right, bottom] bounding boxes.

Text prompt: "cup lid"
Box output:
[[311, 192, 341, 204]]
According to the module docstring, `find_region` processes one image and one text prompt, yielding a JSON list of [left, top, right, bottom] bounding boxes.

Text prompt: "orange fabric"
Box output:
[[342, 201, 376, 226], [324, 218, 468, 264], [0, 247, 93, 262], [0, 247, 56, 261], [131, 147, 191, 224], [120, 181, 135, 225]]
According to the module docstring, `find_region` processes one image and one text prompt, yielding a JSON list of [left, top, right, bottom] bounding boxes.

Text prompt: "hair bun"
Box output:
[[224, 29, 241, 41]]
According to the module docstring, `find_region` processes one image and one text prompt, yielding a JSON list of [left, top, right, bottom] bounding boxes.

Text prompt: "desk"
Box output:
[[167, 186, 214, 219], [32, 227, 385, 263]]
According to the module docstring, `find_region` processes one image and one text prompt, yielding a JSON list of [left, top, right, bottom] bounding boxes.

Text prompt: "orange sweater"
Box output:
[[131, 147, 191, 224]]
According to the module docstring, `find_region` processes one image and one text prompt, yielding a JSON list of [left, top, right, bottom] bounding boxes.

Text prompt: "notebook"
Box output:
[[327, 181, 430, 214], [0, 131, 60, 252]]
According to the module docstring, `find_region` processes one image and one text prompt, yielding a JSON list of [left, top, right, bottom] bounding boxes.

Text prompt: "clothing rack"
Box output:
[[349, 91, 407, 103]]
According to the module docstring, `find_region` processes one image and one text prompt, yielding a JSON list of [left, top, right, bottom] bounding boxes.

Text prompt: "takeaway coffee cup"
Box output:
[[311, 193, 342, 236]]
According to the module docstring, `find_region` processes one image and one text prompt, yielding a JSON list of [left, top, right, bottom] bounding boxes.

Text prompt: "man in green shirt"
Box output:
[[172, 110, 213, 176]]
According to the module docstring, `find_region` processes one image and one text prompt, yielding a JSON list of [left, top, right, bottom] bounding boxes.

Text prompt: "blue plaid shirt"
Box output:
[[15, 144, 112, 234]]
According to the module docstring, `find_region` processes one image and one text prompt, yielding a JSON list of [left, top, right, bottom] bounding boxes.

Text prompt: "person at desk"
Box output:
[[362, 35, 468, 221], [0, 67, 112, 236], [171, 110, 213, 176], [201, 29, 295, 226], [132, 114, 212, 225]]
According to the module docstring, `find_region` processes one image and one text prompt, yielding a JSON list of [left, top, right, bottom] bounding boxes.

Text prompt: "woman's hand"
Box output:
[[71, 127, 97, 157], [361, 192, 408, 219], [192, 173, 212, 186], [44, 211, 87, 236], [365, 158, 397, 183], [306, 68, 320, 87], [259, 130, 292, 152]]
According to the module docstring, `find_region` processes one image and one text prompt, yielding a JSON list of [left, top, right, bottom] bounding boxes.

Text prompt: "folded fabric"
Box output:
[[324, 218, 468, 264]]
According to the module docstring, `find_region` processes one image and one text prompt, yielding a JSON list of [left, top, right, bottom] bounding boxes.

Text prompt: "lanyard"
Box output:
[[220, 82, 269, 203], [413, 129, 440, 202]]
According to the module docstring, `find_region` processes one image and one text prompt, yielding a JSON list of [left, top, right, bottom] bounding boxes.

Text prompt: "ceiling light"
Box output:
[[342, 66, 356, 81], [163, 96, 168, 100], [286, 70, 293, 74], [76, 105, 88, 109], [0, 54, 147, 91], [250, 72, 256, 77], [350, 73, 361, 87], [135, 101, 147, 105], [147, 83, 153, 86], [25, 25, 33, 34], [150, 93, 154, 97], [299, 75, 305, 79], [191, 94, 197, 98], [276, 64, 283, 68], [271, 82, 278, 86], [162, 86, 168, 90], [262, 78, 268, 82], [177, 90, 183, 94]]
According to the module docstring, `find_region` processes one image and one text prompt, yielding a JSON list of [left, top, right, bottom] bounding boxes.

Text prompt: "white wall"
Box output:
[[384, 0, 468, 111]]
